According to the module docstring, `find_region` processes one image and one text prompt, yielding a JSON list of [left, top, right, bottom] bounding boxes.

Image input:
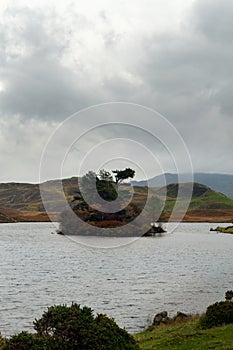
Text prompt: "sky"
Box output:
[[0, 0, 233, 182]]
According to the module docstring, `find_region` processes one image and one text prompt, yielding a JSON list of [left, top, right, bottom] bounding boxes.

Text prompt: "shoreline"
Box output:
[[1, 217, 233, 224]]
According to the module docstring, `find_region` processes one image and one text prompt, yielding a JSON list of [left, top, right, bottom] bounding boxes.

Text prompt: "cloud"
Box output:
[[0, 116, 58, 182], [127, 0, 233, 173], [0, 0, 233, 181], [192, 0, 233, 44]]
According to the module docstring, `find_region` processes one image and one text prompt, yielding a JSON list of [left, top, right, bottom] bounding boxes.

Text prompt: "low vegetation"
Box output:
[[135, 317, 233, 350], [216, 226, 233, 234], [1, 304, 139, 350], [200, 290, 233, 329], [136, 290, 233, 349], [1, 293, 233, 349]]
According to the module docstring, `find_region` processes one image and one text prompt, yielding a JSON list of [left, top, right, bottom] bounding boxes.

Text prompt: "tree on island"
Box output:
[[98, 169, 113, 182], [78, 167, 135, 204], [112, 168, 135, 184], [58, 167, 141, 235]]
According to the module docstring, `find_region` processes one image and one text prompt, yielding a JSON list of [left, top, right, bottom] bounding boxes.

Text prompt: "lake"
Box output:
[[0, 222, 232, 336]]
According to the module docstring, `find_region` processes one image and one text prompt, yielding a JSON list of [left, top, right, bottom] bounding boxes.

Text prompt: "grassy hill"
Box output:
[[132, 172, 233, 198], [135, 317, 233, 350], [162, 183, 233, 210], [0, 179, 233, 223]]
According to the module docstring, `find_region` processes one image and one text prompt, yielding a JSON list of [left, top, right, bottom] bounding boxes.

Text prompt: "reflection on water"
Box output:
[[0, 222, 232, 336]]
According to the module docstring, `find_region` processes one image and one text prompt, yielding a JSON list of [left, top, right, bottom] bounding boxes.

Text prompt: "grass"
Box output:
[[134, 317, 233, 350], [223, 227, 233, 234], [189, 189, 233, 210], [165, 190, 233, 211], [216, 226, 233, 234]]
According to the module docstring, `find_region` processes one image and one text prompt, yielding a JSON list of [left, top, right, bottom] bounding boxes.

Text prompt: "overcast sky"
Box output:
[[0, 0, 233, 182]]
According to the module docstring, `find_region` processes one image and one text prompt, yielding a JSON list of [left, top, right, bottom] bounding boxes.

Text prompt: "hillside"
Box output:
[[132, 173, 233, 198], [0, 178, 79, 222], [135, 317, 233, 350], [155, 183, 233, 222], [0, 179, 233, 223]]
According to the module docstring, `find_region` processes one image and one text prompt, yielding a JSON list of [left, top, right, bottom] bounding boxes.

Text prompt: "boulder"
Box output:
[[153, 311, 170, 326]]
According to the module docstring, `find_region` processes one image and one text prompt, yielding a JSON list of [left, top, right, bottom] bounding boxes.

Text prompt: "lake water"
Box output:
[[0, 222, 232, 336]]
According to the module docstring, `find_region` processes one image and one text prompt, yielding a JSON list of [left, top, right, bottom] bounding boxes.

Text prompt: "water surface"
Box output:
[[0, 222, 232, 335]]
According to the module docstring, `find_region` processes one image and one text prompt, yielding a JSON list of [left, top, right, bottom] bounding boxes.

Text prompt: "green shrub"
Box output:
[[34, 303, 139, 349], [200, 301, 233, 329], [0, 333, 5, 348], [2, 304, 139, 350], [1, 331, 60, 350]]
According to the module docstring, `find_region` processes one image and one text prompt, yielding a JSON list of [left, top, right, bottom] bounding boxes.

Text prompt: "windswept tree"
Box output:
[[98, 169, 113, 182], [112, 168, 135, 184], [79, 170, 117, 203]]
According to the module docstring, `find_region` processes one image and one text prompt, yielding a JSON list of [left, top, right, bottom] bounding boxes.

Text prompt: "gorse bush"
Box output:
[[3, 303, 139, 350], [200, 300, 233, 329], [2, 331, 60, 350], [225, 290, 233, 301]]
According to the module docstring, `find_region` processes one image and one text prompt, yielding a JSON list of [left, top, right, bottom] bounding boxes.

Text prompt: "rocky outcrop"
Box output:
[[153, 311, 189, 326], [142, 224, 166, 237], [153, 311, 170, 325]]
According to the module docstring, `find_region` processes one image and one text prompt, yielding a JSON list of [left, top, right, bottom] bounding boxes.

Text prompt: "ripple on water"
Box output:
[[0, 222, 232, 335]]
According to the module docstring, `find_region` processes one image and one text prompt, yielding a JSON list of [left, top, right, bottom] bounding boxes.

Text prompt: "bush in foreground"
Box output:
[[3, 304, 139, 350], [2, 331, 60, 350], [200, 300, 233, 329]]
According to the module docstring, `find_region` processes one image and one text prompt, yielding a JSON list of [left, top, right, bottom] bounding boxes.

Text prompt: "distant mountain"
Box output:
[[131, 173, 233, 198]]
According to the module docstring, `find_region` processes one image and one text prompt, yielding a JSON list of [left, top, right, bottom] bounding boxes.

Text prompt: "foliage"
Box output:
[[112, 168, 135, 184], [79, 171, 118, 203], [215, 226, 233, 234], [2, 304, 139, 350], [96, 179, 118, 201], [0, 334, 5, 348], [98, 169, 113, 182], [79, 171, 98, 205], [2, 331, 60, 350], [225, 290, 233, 301], [200, 301, 233, 329], [59, 201, 142, 236], [34, 303, 139, 350]]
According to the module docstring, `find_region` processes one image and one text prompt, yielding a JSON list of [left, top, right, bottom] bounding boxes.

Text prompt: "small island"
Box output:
[[210, 225, 233, 234], [58, 168, 165, 237]]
